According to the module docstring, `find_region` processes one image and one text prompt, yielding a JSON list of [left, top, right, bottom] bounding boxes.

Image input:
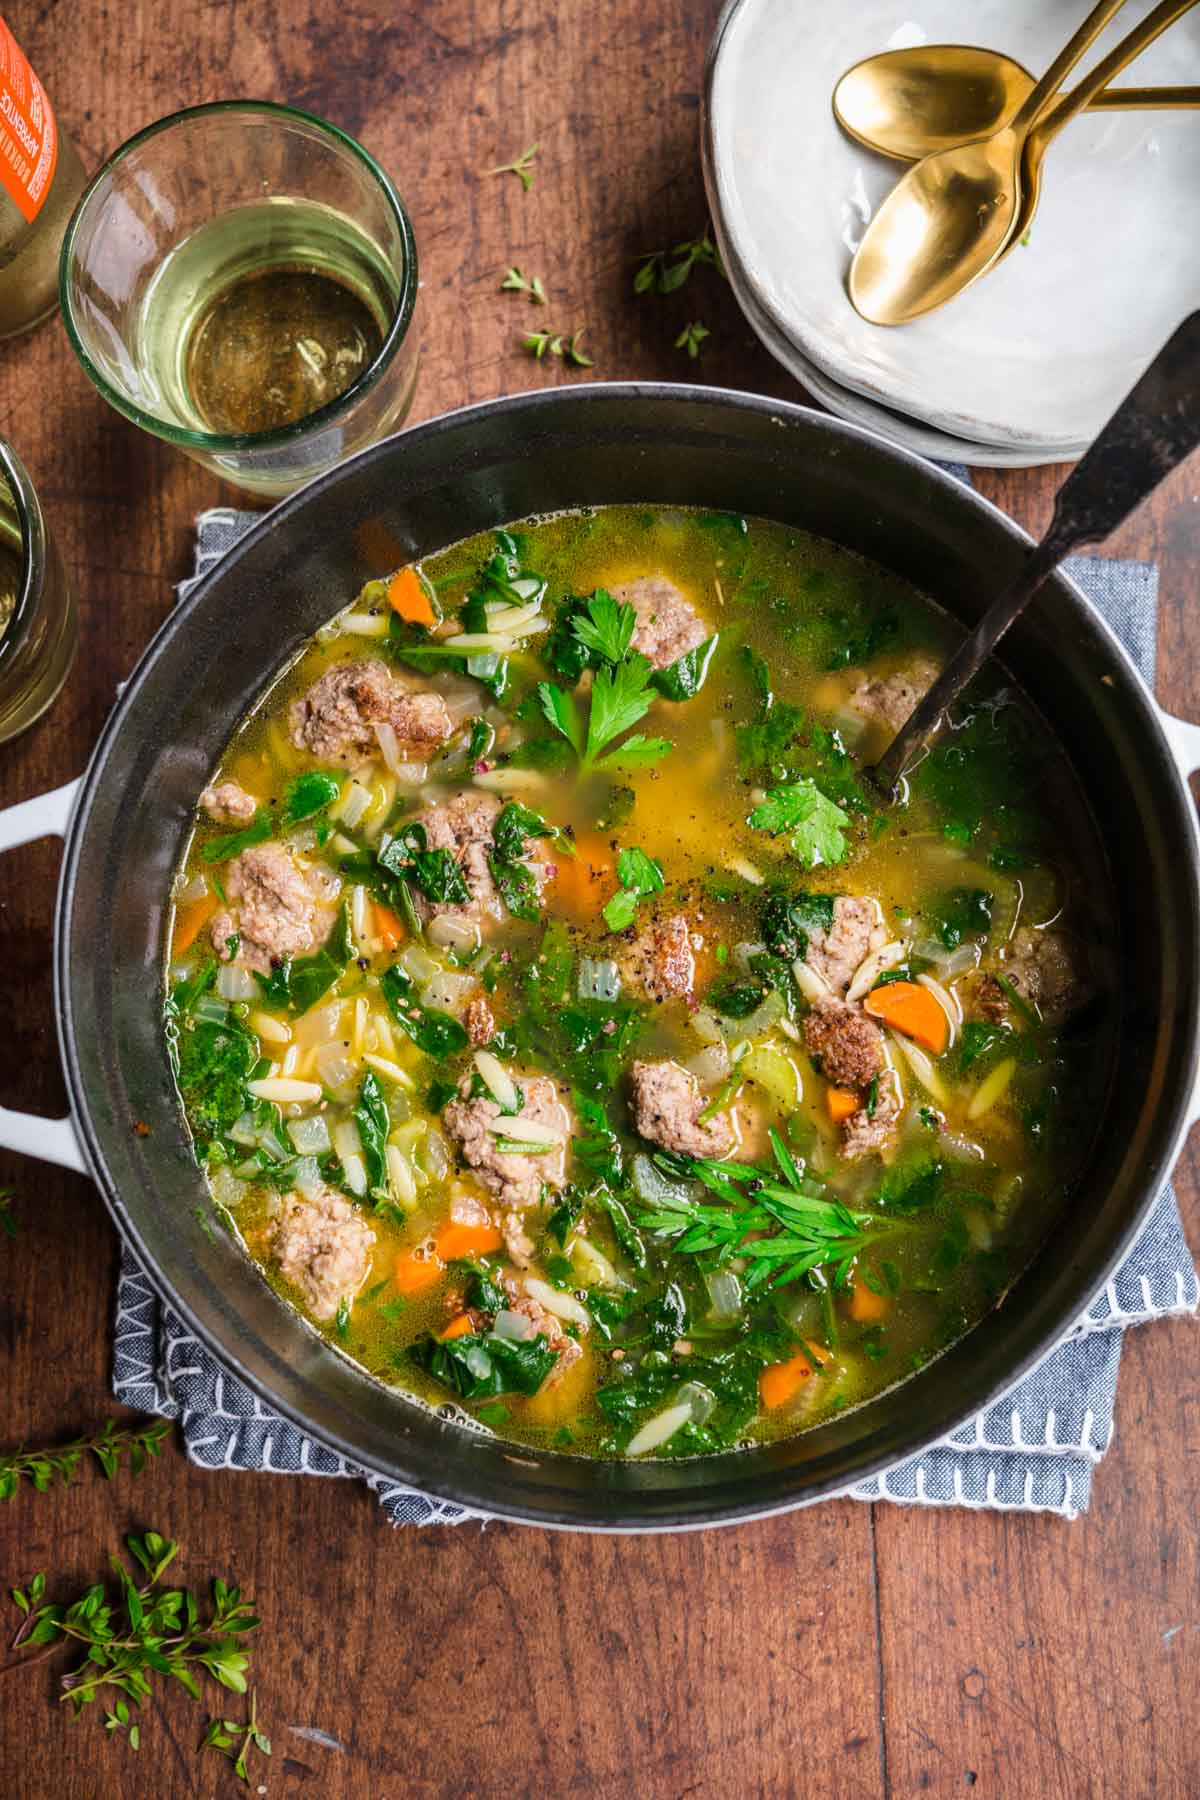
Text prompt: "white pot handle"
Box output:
[[1161, 712, 1200, 1134], [0, 778, 88, 1173]]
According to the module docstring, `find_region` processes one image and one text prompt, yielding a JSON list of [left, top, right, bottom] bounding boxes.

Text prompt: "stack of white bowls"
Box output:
[[703, 0, 1200, 467]]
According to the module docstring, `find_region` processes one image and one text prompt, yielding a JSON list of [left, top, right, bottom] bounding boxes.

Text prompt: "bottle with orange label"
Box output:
[[0, 14, 86, 339]]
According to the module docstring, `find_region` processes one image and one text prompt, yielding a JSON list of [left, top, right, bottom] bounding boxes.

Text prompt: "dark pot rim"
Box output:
[[53, 382, 1200, 1530]]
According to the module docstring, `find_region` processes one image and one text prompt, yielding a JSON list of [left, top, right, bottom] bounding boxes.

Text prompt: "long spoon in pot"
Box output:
[[869, 311, 1200, 799]]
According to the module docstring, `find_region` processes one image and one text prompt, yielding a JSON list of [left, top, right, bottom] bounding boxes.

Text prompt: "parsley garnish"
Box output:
[[602, 846, 665, 931], [748, 780, 850, 871], [536, 593, 671, 773]]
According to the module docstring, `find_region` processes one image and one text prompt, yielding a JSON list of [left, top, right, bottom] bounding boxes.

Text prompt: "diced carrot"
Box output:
[[393, 1248, 444, 1296], [434, 1219, 504, 1261], [863, 980, 948, 1055], [439, 1313, 476, 1341], [759, 1343, 826, 1411], [374, 902, 405, 951], [173, 892, 220, 955], [550, 831, 614, 923], [387, 566, 436, 628], [848, 1273, 890, 1323], [826, 1086, 859, 1124]]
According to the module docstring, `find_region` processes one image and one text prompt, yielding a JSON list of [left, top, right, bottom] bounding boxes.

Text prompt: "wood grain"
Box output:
[[1, 2, 1197, 1795]]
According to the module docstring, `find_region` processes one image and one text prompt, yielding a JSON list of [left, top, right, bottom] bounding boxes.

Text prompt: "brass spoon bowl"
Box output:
[[834, 44, 1200, 164]]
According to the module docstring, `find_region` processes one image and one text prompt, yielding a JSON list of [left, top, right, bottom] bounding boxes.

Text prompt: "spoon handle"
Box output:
[[1035, 0, 1200, 143], [1009, 0, 1131, 133], [870, 311, 1200, 796]]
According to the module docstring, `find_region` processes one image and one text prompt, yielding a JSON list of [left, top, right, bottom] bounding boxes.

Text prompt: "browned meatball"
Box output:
[[628, 1059, 735, 1159], [803, 996, 885, 1088], [609, 575, 708, 670]]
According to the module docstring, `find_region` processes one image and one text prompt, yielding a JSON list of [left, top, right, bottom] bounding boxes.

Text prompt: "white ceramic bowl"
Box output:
[[705, 0, 1200, 451]]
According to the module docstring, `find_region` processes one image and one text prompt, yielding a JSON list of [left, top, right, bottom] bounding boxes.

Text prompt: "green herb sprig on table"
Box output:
[[9, 1530, 260, 1749], [537, 592, 671, 774], [523, 327, 593, 367], [502, 266, 547, 304], [634, 229, 723, 295], [675, 321, 709, 359], [634, 1130, 904, 1292], [0, 1418, 169, 1501], [201, 1688, 271, 1785], [484, 142, 539, 191]]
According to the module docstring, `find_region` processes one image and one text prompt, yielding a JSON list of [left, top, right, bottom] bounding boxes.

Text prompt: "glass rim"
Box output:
[[58, 99, 419, 454], [0, 439, 43, 682]]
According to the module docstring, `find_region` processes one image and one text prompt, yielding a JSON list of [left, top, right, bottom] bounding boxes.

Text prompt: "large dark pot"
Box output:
[[2, 385, 1198, 1529]]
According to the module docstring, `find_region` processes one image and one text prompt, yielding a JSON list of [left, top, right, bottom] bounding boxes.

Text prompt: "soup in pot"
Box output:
[[165, 506, 1115, 1458]]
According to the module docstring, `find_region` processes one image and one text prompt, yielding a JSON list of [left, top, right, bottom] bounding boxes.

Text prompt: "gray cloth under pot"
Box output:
[[112, 503, 1197, 1524]]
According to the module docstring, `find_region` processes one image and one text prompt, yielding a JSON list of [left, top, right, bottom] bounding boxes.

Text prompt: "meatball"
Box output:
[[1001, 928, 1086, 1028], [442, 1073, 571, 1210], [970, 972, 1009, 1024], [502, 1210, 537, 1268], [803, 996, 885, 1089], [210, 841, 333, 974], [413, 789, 552, 927], [270, 1187, 375, 1321], [609, 575, 708, 671], [848, 654, 940, 733], [289, 659, 452, 765], [841, 1076, 902, 1160], [628, 1059, 736, 1159], [621, 912, 696, 1003], [510, 1289, 583, 1383], [804, 896, 881, 996], [200, 780, 257, 824]]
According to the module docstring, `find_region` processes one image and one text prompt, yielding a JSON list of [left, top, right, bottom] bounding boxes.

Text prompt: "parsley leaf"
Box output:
[[602, 846, 665, 931], [570, 589, 635, 665], [747, 781, 850, 871]]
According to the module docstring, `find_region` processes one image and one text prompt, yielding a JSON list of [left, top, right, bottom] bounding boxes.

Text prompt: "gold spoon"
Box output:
[[848, 0, 1133, 327], [1005, 0, 1200, 267], [834, 45, 1200, 164]]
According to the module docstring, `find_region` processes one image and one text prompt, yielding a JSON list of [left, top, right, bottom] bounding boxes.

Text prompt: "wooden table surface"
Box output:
[[3, 3, 1199, 1794]]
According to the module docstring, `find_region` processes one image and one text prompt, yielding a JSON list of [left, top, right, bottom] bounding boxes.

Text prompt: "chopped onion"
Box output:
[[474, 1050, 518, 1112], [332, 779, 371, 829], [393, 760, 429, 788], [675, 1381, 717, 1426], [292, 1001, 343, 1049], [230, 1111, 260, 1149], [888, 1033, 947, 1105], [420, 970, 478, 1013], [373, 721, 405, 776], [400, 944, 440, 985], [845, 940, 908, 1005], [508, 574, 544, 601], [577, 957, 621, 1002], [523, 1278, 589, 1328], [428, 913, 480, 952], [341, 1151, 368, 1197], [314, 1044, 359, 1093], [494, 1308, 537, 1340], [287, 1113, 331, 1156], [686, 1042, 731, 1085], [705, 1269, 743, 1322], [363, 1052, 414, 1088], [571, 1237, 630, 1290], [422, 1128, 450, 1182], [691, 1008, 724, 1045], [257, 1123, 291, 1164], [966, 1055, 1018, 1121], [338, 611, 390, 637], [791, 957, 831, 1005], [626, 1401, 691, 1457], [289, 1156, 325, 1197], [631, 1152, 697, 1207], [194, 995, 230, 1025], [486, 1116, 561, 1146], [914, 939, 981, 982], [940, 1130, 987, 1162], [249, 1010, 291, 1046], [350, 884, 371, 953], [175, 873, 209, 906], [332, 1119, 363, 1165], [731, 940, 767, 973], [246, 1077, 322, 1104], [168, 960, 195, 984], [209, 1165, 247, 1212]]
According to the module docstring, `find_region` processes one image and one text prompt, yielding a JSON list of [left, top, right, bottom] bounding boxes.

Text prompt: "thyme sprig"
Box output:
[[675, 321, 710, 360], [523, 327, 593, 367], [9, 1531, 259, 1737], [201, 1688, 272, 1785], [634, 229, 723, 295], [502, 266, 548, 304], [636, 1130, 901, 1291], [485, 143, 539, 191], [0, 1418, 169, 1500]]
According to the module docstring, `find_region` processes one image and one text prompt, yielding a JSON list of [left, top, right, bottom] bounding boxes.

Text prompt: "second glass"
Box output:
[[59, 102, 419, 502]]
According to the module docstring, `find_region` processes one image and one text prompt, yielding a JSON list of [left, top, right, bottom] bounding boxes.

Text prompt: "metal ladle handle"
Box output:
[[870, 310, 1200, 796]]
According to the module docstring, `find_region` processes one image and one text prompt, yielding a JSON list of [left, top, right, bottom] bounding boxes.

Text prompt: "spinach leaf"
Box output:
[[572, 1092, 624, 1188], [546, 1193, 584, 1248], [932, 887, 993, 951], [282, 771, 342, 824], [916, 696, 1044, 862], [591, 1185, 647, 1271], [492, 800, 561, 861], [175, 1014, 258, 1142], [255, 904, 354, 1016], [353, 1069, 390, 1195], [707, 979, 766, 1019], [201, 815, 273, 865], [596, 1337, 784, 1454], [378, 825, 472, 906], [380, 964, 469, 1059], [735, 647, 873, 819], [462, 1264, 508, 1315], [760, 889, 835, 961], [878, 1156, 946, 1214], [409, 1330, 557, 1399], [652, 635, 717, 701]]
